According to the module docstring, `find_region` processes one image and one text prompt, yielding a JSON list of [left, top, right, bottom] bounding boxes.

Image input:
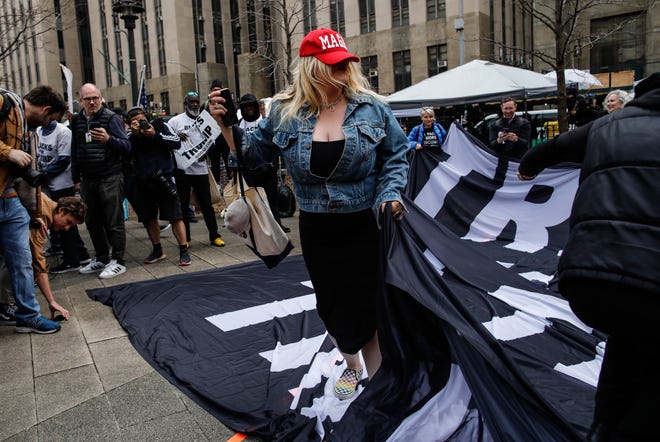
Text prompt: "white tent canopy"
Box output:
[[386, 59, 556, 110], [543, 69, 603, 89]]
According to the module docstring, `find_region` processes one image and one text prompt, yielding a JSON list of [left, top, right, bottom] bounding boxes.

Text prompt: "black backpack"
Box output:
[[0, 92, 14, 122]]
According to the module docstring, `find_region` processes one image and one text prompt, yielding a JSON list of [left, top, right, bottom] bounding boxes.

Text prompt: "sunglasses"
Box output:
[[186, 92, 199, 97]]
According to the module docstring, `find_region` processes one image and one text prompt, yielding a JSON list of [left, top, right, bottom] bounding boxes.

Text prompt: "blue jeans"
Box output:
[[0, 196, 40, 322]]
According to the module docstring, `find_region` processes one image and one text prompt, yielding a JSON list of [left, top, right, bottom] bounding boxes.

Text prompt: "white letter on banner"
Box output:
[[463, 165, 578, 252]]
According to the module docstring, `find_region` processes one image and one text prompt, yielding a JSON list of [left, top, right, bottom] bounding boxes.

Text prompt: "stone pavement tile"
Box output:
[[89, 336, 153, 391], [120, 411, 207, 442], [107, 372, 186, 429], [178, 394, 239, 441], [37, 395, 121, 442], [74, 301, 127, 344], [35, 364, 104, 422], [32, 316, 93, 377], [0, 392, 36, 441], [0, 331, 33, 398], [3, 426, 37, 442], [189, 246, 246, 267]]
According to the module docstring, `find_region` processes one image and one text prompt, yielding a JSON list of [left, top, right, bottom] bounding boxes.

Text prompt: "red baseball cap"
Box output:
[[299, 28, 360, 65]]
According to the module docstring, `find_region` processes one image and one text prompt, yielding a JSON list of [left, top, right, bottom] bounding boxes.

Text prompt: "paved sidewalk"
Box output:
[[0, 211, 300, 441]]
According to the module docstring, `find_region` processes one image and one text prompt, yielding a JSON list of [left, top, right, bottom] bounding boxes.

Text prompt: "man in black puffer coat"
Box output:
[[518, 73, 660, 442], [71, 83, 131, 279]]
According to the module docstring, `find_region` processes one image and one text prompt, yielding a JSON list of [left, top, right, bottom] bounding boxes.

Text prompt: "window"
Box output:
[[590, 13, 646, 76], [393, 50, 411, 90], [140, 11, 152, 79], [211, 0, 224, 63], [427, 44, 447, 77], [155, 0, 167, 76], [247, 0, 257, 52], [359, 0, 376, 34], [99, 0, 112, 87], [361, 55, 379, 93], [303, 0, 317, 35], [330, 0, 345, 35], [391, 0, 409, 27], [160, 92, 170, 115], [74, 0, 94, 83], [427, 0, 445, 20], [112, 14, 126, 84], [192, 0, 206, 63]]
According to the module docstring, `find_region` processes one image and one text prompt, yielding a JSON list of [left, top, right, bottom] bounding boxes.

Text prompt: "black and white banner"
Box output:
[[89, 123, 601, 441], [172, 110, 221, 169]]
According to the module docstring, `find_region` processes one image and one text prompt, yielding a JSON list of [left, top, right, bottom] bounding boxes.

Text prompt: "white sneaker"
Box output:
[[99, 260, 127, 279], [79, 258, 106, 274]]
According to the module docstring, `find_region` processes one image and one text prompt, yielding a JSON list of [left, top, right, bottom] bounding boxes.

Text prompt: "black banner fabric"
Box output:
[[90, 124, 601, 441]]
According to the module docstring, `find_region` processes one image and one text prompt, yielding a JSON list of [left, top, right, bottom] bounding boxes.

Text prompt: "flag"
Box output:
[[137, 65, 148, 111], [89, 124, 600, 441], [59, 64, 73, 112]]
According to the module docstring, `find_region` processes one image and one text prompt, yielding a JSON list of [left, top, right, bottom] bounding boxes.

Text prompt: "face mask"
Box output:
[[240, 104, 259, 122]]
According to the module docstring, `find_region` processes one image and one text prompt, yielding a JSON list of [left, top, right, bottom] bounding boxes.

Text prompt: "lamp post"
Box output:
[[167, 60, 199, 95], [112, 0, 145, 106]]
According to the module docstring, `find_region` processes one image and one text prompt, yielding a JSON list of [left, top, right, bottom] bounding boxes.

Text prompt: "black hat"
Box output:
[[210, 79, 223, 91], [239, 94, 258, 105], [634, 72, 660, 99]]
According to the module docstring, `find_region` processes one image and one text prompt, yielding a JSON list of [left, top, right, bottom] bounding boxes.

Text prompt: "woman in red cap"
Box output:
[[211, 28, 409, 400]]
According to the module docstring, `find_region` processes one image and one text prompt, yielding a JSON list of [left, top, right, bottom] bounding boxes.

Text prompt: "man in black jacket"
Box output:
[[126, 106, 190, 266], [518, 73, 660, 441], [71, 83, 131, 279], [488, 97, 531, 160]]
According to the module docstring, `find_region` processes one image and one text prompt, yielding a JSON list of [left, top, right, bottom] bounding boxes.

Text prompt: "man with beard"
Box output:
[[168, 92, 225, 247], [0, 85, 67, 333]]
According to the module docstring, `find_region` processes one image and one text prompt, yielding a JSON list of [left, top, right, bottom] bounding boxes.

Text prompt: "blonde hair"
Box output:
[[273, 57, 383, 123], [421, 107, 435, 118]]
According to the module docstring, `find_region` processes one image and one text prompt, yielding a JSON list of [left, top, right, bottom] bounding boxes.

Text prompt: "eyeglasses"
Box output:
[[81, 96, 100, 102], [186, 92, 199, 97]]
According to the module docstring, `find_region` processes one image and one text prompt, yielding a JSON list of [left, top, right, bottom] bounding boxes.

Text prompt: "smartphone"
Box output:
[[89, 121, 101, 130], [219, 88, 239, 126]]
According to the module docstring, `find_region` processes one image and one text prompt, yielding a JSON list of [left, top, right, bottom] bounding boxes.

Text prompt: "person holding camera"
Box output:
[[71, 83, 131, 279], [488, 97, 531, 160], [126, 106, 191, 266], [0, 85, 67, 333]]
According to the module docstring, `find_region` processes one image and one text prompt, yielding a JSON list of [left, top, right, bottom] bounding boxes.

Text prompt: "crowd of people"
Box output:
[[1, 24, 656, 441]]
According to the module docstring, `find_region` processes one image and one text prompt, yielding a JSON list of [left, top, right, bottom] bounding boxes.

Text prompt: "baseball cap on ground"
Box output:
[[299, 28, 360, 65]]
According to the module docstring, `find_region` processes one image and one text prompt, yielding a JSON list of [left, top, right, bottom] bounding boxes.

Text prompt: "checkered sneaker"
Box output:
[[333, 367, 363, 400]]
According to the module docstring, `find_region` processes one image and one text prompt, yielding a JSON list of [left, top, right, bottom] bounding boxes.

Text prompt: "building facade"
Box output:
[[1, 0, 657, 115]]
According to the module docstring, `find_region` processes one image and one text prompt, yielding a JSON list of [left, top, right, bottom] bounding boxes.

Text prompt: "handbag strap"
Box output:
[[233, 128, 247, 198]]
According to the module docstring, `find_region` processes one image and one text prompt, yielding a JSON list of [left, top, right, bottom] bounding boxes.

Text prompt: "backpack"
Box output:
[[0, 92, 14, 122]]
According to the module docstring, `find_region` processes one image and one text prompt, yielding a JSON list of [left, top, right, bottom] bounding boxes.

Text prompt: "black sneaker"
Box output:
[[50, 262, 81, 274], [144, 250, 167, 264], [43, 246, 63, 257], [0, 303, 17, 326], [179, 250, 192, 266]]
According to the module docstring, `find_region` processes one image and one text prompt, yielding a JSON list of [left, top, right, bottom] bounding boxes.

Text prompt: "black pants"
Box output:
[[81, 174, 126, 264], [174, 170, 220, 243], [207, 142, 229, 184], [49, 187, 89, 265], [562, 278, 660, 440]]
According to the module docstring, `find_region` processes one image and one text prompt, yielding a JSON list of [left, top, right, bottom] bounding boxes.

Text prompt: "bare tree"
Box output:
[[247, 0, 330, 90], [483, 0, 656, 132], [0, 0, 76, 87]]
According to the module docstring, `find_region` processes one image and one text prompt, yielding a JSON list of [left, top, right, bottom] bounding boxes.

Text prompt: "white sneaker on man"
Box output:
[[79, 258, 106, 274], [99, 260, 127, 279]]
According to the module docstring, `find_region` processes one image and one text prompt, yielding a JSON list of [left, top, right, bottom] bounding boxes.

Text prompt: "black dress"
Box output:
[[298, 140, 379, 355]]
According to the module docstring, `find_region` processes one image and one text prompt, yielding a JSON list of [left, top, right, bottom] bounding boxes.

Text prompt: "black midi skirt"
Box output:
[[299, 208, 380, 355]]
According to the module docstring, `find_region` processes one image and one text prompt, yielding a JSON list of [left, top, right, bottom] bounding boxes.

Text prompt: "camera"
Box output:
[[138, 119, 150, 131], [154, 169, 178, 199], [10, 164, 47, 187]]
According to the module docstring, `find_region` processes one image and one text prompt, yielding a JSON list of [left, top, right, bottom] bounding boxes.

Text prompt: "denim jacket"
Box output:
[[240, 93, 409, 216]]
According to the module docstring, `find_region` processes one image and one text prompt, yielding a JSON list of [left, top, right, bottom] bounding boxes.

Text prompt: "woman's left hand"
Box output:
[[381, 200, 404, 221]]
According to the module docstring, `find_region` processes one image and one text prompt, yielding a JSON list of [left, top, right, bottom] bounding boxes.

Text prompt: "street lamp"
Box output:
[[112, 0, 145, 106], [167, 60, 199, 95]]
